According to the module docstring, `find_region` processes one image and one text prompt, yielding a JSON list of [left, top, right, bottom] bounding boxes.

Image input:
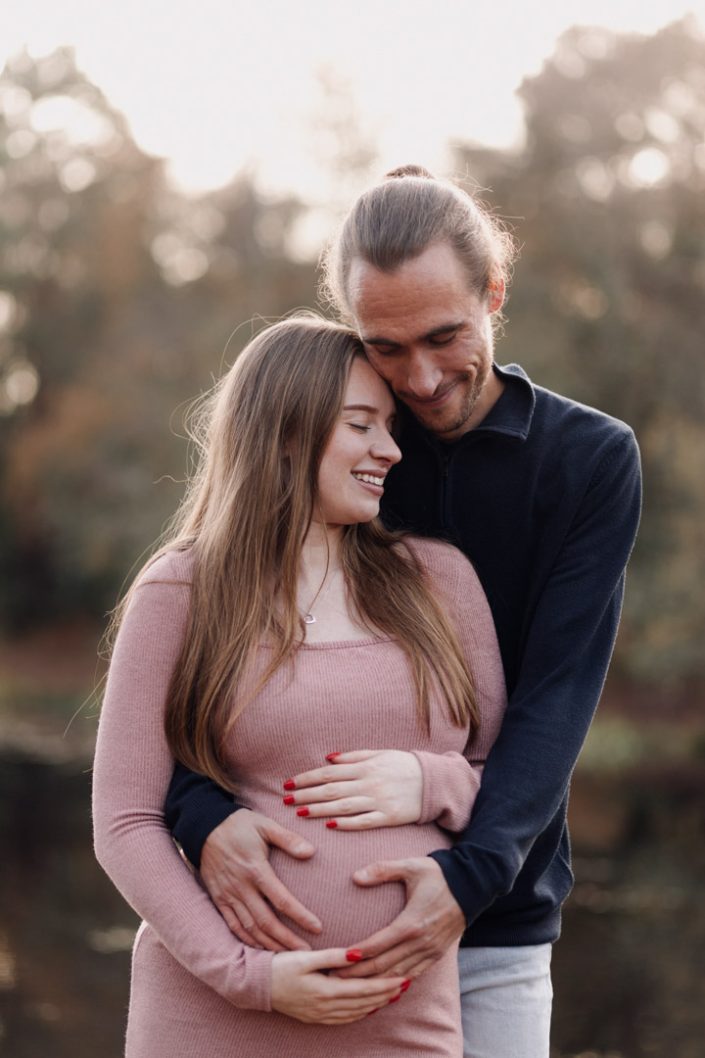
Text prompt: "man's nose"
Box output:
[[405, 351, 441, 397]]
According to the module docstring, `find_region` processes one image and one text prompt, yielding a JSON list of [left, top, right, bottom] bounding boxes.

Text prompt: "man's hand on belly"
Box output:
[[334, 857, 466, 980], [200, 808, 322, 951]]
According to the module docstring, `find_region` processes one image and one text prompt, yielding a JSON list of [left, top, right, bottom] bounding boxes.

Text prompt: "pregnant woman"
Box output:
[[93, 315, 506, 1057]]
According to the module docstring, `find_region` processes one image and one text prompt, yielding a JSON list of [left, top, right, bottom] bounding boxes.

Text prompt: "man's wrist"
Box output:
[[427, 850, 471, 930]]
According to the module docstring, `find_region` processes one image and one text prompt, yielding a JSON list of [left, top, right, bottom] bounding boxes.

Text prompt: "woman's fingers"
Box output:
[[284, 751, 421, 827], [324, 750, 378, 764], [287, 780, 364, 806], [292, 795, 374, 817], [271, 947, 408, 1024], [288, 763, 361, 791], [302, 947, 407, 992], [322, 811, 388, 830]]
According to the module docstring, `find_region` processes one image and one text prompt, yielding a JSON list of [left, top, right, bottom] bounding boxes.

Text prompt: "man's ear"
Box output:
[[487, 276, 506, 314]]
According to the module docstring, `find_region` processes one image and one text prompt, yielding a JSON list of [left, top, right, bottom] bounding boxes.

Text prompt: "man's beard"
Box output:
[[418, 362, 488, 438]]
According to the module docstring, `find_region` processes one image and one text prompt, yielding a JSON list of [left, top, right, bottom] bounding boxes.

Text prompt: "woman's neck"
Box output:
[[297, 522, 371, 640], [299, 521, 344, 589]]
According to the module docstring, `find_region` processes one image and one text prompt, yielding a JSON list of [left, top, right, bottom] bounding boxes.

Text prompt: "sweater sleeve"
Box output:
[[409, 541, 508, 831], [165, 763, 241, 869], [430, 429, 642, 925], [92, 553, 273, 1010]]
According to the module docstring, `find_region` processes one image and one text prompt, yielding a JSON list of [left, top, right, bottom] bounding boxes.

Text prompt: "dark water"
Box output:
[[1, 752, 703, 1058]]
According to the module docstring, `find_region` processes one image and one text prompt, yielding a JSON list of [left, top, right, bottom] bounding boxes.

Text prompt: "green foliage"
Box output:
[[455, 18, 705, 685]]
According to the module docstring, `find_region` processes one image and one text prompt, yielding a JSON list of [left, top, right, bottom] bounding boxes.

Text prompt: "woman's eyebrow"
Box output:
[[342, 403, 378, 413]]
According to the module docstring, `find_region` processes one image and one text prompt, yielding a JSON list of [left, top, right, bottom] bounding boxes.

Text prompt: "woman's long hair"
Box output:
[[108, 315, 477, 791]]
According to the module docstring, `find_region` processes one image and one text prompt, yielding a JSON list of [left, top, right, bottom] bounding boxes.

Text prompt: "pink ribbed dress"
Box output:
[[93, 538, 506, 1057]]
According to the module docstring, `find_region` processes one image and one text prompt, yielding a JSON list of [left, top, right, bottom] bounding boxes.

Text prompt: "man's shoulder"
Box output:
[[504, 367, 637, 455], [496, 365, 640, 489], [537, 382, 631, 433]]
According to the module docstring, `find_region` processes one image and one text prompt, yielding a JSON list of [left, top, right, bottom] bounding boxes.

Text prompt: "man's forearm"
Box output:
[[164, 763, 241, 867], [433, 432, 642, 925]]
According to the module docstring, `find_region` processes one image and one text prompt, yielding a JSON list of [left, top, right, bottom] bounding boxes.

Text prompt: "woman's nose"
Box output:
[[371, 432, 402, 466]]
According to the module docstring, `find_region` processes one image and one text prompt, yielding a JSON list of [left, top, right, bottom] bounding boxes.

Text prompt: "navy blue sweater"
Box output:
[[165, 363, 642, 947]]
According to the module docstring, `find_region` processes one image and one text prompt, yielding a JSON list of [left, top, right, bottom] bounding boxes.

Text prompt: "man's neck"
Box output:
[[462, 368, 505, 435]]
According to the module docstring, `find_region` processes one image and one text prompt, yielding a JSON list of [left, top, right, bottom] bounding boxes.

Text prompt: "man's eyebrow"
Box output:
[[426, 321, 463, 338], [363, 321, 464, 346], [363, 335, 401, 348]]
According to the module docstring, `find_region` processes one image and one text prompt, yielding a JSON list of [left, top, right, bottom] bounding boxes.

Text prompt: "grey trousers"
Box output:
[[458, 943, 553, 1058]]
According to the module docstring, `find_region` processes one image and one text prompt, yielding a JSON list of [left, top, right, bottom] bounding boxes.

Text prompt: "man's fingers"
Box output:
[[217, 904, 260, 948], [387, 954, 437, 980], [261, 818, 316, 859], [227, 894, 291, 952], [235, 888, 314, 951], [258, 872, 323, 935], [353, 859, 415, 886]]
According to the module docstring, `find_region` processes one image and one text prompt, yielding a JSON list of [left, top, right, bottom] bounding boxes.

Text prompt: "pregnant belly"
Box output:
[[260, 796, 454, 949]]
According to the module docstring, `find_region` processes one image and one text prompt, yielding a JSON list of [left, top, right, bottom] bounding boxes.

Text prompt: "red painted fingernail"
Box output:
[[346, 948, 363, 962], [388, 993, 402, 1004], [283, 779, 296, 790], [400, 979, 412, 992], [296, 807, 310, 817], [325, 820, 338, 829], [283, 795, 295, 805], [325, 751, 342, 762]]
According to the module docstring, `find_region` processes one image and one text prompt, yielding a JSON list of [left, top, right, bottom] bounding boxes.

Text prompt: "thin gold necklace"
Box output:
[[302, 567, 342, 625]]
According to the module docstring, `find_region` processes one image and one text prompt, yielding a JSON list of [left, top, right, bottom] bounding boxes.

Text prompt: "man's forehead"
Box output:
[[350, 269, 482, 347], [348, 245, 476, 311]]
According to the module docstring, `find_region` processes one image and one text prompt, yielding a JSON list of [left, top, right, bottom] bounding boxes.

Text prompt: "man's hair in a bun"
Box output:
[[385, 164, 435, 180], [321, 166, 516, 324]]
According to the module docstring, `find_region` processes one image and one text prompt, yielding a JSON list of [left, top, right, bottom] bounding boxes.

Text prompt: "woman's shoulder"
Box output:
[[401, 534, 475, 578], [136, 546, 195, 589], [400, 535, 489, 612]]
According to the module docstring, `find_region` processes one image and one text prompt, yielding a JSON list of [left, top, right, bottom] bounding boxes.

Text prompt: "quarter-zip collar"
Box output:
[[398, 362, 536, 455]]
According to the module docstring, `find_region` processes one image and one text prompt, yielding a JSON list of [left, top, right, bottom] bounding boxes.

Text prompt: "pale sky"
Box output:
[[3, 0, 704, 202]]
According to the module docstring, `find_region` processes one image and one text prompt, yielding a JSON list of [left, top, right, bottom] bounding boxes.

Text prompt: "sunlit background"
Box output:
[[1, 2, 704, 1056]]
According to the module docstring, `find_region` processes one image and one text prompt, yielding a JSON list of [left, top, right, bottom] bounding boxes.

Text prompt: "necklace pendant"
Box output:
[[304, 613, 317, 625]]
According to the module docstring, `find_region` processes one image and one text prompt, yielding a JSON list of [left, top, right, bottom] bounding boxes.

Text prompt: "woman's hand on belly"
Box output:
[[271, 947, 407, 1024], [283, 750, 423, 830]]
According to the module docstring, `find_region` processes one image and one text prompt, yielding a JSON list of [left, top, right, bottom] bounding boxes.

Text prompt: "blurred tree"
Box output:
[[454, 17, 705, 688], [0, 48, 316, 628], [286, 67, 379, 263], [0, 46, 166, 624]]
